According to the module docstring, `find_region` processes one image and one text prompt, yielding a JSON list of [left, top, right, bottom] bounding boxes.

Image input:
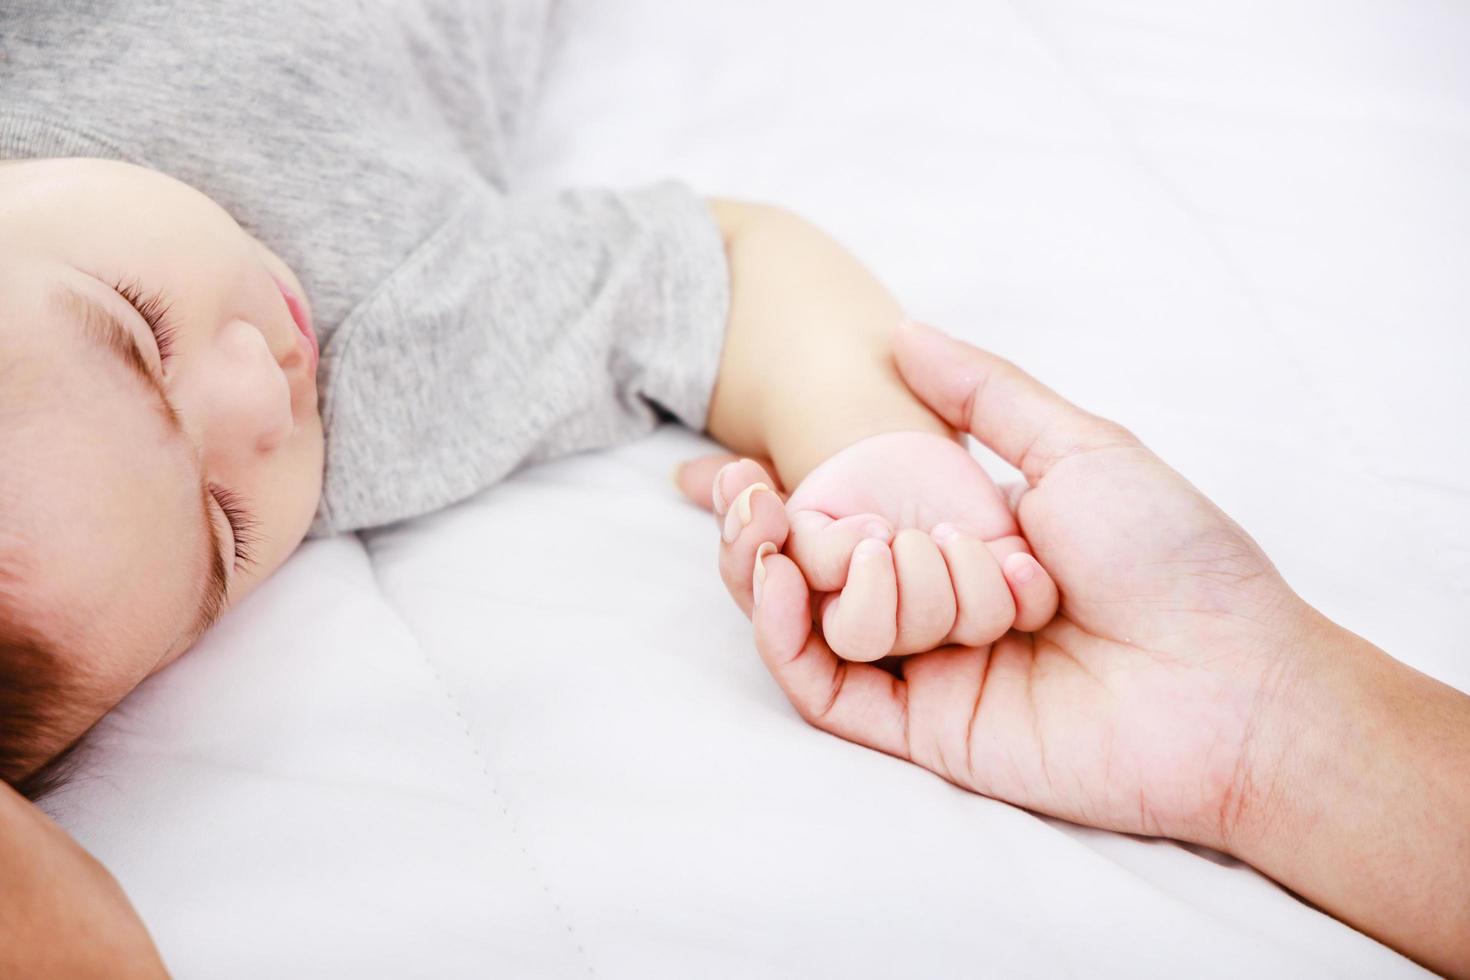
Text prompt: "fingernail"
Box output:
[[1010, 554, 1038, 584], [753, 541, 776, 606], [931, 522, 960, 545], [711, 462, 736, 515], [861, 520, 891, 541], [737, 482, 770, 523], [722, 482, 772, 543], [854, 537, 889, 560]]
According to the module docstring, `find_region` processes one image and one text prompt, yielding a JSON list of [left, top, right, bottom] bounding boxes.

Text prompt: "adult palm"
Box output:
[[714, 321, 1314, 853]]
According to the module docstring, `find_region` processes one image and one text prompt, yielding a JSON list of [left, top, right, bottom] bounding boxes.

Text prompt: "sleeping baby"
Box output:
[[0, 0, 1056, 799]]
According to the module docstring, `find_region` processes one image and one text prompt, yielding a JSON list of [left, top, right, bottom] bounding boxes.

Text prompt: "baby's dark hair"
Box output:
[[0, 608, 88, 802]]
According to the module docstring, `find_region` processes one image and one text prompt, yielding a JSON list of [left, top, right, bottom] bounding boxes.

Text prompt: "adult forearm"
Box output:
[[1236, 615, 1470, 977], [0, 783, 169, 978], [704, 199, 950, 486]]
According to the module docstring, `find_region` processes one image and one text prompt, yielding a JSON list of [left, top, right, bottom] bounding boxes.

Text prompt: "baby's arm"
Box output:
[[698, 203, 1057, 657], [702, 200, 950, 483]]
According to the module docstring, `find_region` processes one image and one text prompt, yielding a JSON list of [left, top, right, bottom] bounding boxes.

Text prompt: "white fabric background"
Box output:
[[51, 3, 1467, 977]]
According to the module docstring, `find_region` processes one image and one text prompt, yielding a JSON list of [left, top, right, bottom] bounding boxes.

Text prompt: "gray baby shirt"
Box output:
[[0, 0, 730, 534]]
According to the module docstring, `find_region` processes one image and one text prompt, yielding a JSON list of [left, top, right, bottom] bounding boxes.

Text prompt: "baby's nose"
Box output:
[[217, 320, 294, 452]]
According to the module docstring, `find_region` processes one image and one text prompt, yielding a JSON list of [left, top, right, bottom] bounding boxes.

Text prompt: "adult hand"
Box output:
[[694, 321, 1470, 977]]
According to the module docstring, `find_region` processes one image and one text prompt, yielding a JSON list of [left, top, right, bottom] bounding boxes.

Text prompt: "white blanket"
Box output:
[[52, 3, 1467, 976]]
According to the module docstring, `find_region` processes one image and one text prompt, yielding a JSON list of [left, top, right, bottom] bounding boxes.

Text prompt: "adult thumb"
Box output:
[[891, 321, 1134, 483]]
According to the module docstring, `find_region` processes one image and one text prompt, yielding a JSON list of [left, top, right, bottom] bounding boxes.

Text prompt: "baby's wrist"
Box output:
[[762, 382, 954, 490], [700, 198, 953, 487]]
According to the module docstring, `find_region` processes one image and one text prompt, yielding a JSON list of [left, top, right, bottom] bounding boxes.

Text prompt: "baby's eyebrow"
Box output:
[[51, 285, 231, 641]]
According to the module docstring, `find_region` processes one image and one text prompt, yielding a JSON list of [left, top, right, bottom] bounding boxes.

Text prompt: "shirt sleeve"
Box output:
[[310, 181, 730, 535]]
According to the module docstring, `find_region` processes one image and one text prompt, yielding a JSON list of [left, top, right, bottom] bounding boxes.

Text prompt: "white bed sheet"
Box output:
[[50, 2, 1468, 977]]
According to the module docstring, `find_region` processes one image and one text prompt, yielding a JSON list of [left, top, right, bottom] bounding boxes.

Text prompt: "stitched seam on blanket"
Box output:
[[358, 532, 597, 976]]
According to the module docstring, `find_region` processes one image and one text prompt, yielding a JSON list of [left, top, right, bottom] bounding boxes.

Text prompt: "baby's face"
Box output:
[[0, 158, 324, 737]]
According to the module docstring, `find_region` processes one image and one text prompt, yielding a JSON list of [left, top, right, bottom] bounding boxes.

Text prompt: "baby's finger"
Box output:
[[1002, 551, 1059, 632], [890, 529, 957, 655], [787, 510, 894, 592], [988, 535, 1060, 632], [933, 524, 1015, 646], [718, 484, 789, 617], [819, 538, 898, 662]]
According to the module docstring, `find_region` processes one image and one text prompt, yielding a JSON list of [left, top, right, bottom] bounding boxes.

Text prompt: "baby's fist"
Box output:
[[785, 432, 1058, 661]]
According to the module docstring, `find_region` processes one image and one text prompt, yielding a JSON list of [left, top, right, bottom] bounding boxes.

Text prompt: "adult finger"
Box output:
[[709, 458, 780, 522], [718, 482, 790, 617], [675, 454, 782, 514], [892, 320, 1139, 484], [787, 510, 894, 591], [819, 538, 898, 662], [752, 549, 911, 760], [931, 524, 1014, 646]]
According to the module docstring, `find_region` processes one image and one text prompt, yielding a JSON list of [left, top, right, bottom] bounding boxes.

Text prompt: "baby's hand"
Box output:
[[688, 436, 1059, 662], [782, 431, 1057, 661]]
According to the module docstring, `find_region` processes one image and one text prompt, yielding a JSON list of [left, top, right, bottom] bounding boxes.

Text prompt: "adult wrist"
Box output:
[[1225, 609, 1470, 976], [1223, 609, 1375, 866]]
